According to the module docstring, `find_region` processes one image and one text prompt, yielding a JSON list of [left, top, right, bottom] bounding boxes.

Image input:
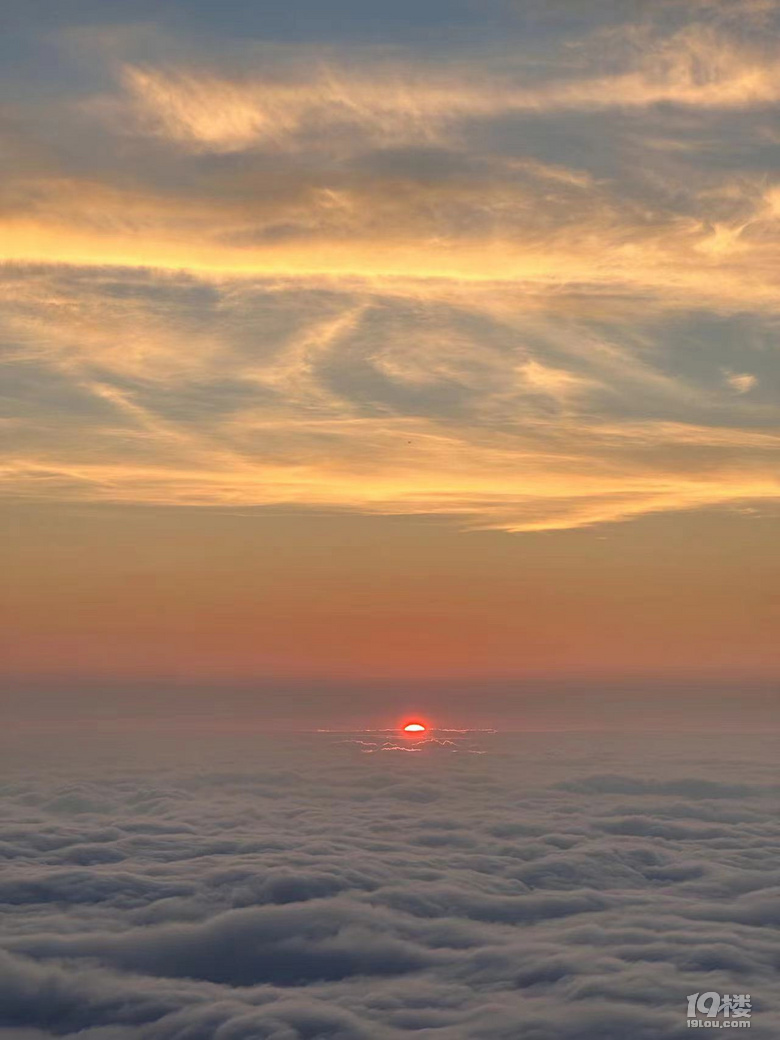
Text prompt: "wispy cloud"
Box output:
[[111, 27, 780, 155], [723, 370, 758, 394], [0, 2, 778, 531], [1, 268, 778, 530]]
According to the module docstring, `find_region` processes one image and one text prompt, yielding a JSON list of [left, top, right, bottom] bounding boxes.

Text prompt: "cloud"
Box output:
[[0, 731, 778, 1038], [4, 20, 780, 301], [724, 371, 758, 394], [1, 265, 779, 531], [109, 25, 780, 157], [0, 3, 778, 533], [11, 900, 440, 986], [555, 775, 767, 798]]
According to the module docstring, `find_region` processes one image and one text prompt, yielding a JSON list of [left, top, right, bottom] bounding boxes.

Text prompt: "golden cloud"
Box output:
[[1, 11, 778, 532], [2, 268, 779, 531], [102, 28, 780, 157]]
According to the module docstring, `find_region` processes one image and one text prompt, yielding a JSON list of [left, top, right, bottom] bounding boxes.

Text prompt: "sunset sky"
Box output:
[[2, 0, 779, 729]]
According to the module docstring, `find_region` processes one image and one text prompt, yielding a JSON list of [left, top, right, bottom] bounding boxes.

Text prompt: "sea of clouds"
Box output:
[[1, 729, 778, 1039]]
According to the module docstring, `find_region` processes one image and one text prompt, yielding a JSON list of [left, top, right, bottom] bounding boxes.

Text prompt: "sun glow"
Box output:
[[403, 722, 426, 733]]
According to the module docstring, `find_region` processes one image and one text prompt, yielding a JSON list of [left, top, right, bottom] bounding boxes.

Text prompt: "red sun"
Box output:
[[402, 721, 427, 733]]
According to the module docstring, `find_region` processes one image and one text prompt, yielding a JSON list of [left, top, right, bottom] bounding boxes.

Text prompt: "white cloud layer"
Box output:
[[0, 731, 778, 1038]]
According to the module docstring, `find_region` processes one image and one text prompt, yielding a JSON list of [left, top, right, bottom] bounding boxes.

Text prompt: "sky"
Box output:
[[1, 0, 779, 729]]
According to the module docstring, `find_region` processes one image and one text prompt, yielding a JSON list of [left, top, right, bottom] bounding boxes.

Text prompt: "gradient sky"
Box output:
[[1, 0, 779, 729]]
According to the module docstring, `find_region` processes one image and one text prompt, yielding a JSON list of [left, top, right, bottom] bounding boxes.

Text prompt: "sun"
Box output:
[[402, 721, 427, 733]]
